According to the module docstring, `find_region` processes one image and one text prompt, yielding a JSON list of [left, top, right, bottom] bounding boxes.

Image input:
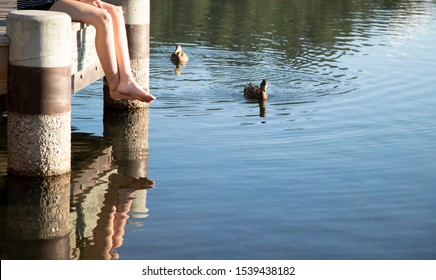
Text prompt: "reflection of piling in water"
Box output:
[[70, 168, 118, 259], [6, 174, 71, 259], [104, 0, 150, 110], [129, 189, 149, 220], [69, 108, 153, 258], [104, 108, 149, 178], [69, 146, 116, 258], [6, 11, 72, 176], [0, 94, 6, 115], [104, 107, 151, 228]]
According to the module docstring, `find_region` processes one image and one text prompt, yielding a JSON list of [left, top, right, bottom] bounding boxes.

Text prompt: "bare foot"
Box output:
[[117, 80, 156, 103], [110, 90, 136, 101]]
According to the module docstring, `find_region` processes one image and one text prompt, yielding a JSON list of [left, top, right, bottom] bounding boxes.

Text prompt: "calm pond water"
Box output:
[[1, 0, 436, 260]]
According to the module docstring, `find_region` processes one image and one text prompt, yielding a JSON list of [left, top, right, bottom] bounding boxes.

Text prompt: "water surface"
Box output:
[[1, 0, 436, 260]]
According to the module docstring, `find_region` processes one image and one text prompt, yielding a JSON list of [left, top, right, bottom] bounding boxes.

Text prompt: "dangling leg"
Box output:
[[50, 0, 155, 102], [101, 2, 155, 102]]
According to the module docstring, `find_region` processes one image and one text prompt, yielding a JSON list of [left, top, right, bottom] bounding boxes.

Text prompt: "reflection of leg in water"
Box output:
[[93, 205, 116, 260], [96, 107, 153, 258], [111, 188, 135, 259], [108, 173, 155, 258], [87, 174, 154, 259], [109, 173, 155, 189]]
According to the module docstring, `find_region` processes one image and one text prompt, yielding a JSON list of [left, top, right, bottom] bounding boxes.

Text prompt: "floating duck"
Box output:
[[170, 45, 189, 64], [243, 79, 268, 100]]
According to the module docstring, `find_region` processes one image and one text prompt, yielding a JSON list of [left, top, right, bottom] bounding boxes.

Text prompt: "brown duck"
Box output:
[[170, 45, 189, 64], [243, 79, 268, 100]]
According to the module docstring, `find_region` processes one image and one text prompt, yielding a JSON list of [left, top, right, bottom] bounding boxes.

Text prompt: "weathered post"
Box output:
[[7, 11, 72, 176], [104, 0, 150, 109]]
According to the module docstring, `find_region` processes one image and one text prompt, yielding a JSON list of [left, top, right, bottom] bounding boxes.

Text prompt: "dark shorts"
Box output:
[[18, 2, 56, 11]]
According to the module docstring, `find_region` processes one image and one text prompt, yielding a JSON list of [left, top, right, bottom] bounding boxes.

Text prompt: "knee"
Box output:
[[107, 5, 124, 20], [96, 10, 113, 28]]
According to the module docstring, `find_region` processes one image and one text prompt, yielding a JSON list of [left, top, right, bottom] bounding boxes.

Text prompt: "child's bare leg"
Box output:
[[51, 0, 155, 102], [51, 1, 121, 97], [102, 3, 155, 103]]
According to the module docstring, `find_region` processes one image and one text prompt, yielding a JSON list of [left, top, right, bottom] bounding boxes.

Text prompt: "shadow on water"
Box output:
[[0, 108, 155, 260]]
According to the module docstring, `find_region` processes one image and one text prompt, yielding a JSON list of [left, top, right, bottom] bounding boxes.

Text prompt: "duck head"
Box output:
[[259, 80, 268, 99], [174, 45, 183, 55], [260, 79, 268, 92], [171, 45, 189, 64]]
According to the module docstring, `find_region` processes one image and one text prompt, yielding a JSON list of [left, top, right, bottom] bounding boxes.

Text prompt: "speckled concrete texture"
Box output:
[[7, 112, 71, 176], [130, 58, 149, 88]]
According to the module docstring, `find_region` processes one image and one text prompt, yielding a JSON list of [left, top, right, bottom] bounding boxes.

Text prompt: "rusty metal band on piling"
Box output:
[[8, 65, 71, 115]]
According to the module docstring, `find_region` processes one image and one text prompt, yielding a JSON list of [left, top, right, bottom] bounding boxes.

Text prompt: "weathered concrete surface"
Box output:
[[7, 10, 71, 68], [7, 112, 71, 176]]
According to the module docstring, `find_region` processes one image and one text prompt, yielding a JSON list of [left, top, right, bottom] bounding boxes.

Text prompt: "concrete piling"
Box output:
[[4, 1, 150, 176], [6, 11, 72, 176]]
